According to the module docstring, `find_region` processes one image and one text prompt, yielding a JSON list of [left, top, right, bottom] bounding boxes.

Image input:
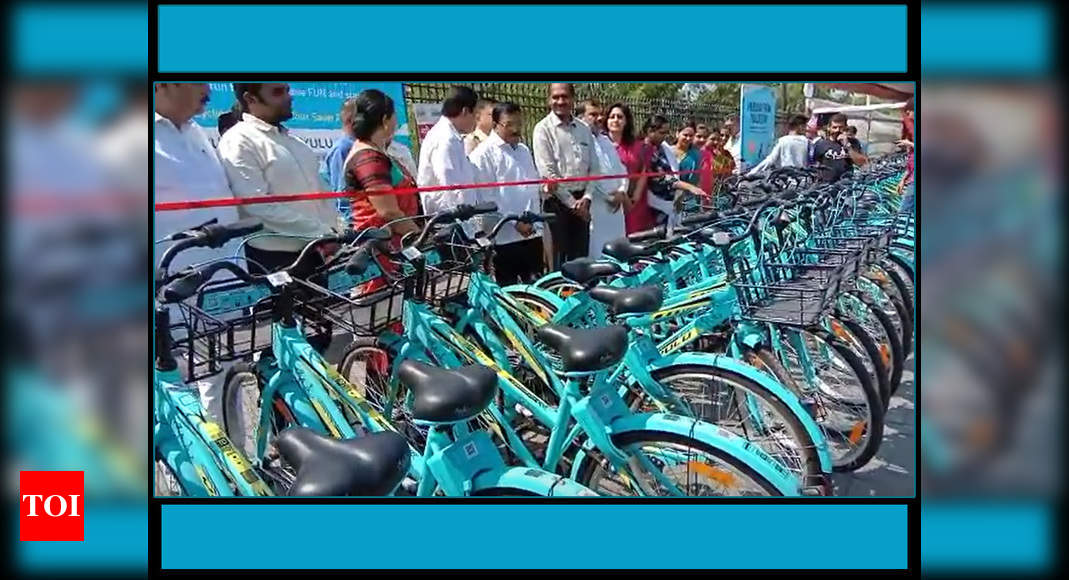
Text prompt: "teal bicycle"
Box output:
[[166, 225, 598, 497], [335, 204, 809, 496], [154, 220, 409, 496]]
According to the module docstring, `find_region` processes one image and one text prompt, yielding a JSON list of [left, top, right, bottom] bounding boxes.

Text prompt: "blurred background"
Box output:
[[919, 2, 1062, 576], [2, 0, 1063, 577], [5, 2, 147, 578]]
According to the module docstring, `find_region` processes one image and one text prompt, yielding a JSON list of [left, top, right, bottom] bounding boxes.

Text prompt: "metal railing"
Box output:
[[403, 82, 789, 156]]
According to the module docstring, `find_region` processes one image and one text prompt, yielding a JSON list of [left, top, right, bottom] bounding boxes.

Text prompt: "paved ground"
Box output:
[[831, 355, 915, 497]]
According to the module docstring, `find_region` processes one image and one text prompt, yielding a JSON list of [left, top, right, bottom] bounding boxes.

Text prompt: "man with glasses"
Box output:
[[469, 102, 544, 284]]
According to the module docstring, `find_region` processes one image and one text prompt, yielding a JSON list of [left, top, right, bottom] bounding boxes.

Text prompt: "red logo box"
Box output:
[[20, 471, 84, 541]]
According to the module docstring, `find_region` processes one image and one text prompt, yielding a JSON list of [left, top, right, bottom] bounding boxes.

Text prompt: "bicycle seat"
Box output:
[[588, 284, 663, 315], [276, 428, 410, 496], [397, 360, 498, 424], [602, 238, 659, 261], [535, 324, 628, 372], [560, 258, 622, 285]]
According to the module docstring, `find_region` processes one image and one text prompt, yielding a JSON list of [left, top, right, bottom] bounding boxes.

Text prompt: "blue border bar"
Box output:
[[921, 4, 1051, 74], [922, 502, 1053, 571], [16, 505, 147, 572], [158, 5, 907, 73], [162, 504, 907, 569], [13, 4, 147, 74]]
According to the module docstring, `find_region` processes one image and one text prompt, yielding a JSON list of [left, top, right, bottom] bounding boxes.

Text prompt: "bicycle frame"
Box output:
[[154, 367, 273, 497]]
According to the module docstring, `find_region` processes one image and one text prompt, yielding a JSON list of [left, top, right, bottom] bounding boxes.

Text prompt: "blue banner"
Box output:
[[192, 82, 410, 157], [739, 84, 777, 170]]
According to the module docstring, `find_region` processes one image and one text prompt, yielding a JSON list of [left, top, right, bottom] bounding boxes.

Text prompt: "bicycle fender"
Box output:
[[610, 412, 801, 496], [646, 352, 832, 473], [474, 466, 600, 497]]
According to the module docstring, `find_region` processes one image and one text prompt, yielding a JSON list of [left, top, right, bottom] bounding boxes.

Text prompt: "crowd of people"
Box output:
[[153, 81, 913, 424], [155, 82, 908, 288]]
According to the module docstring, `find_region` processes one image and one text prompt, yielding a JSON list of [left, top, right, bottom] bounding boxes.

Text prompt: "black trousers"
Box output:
[[243, 244, 331, 353], [244, 244, 302, 275], [544, 192, 589, 269], [493, 238, 545, 286]]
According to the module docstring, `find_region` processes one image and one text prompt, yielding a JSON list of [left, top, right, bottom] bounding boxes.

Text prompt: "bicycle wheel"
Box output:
[[775, 327, 884, 472], [858, 275, 912, 366], [837, 291, 903, 395], [826, 315, 891, 408], [870, 260, 914, 354], [644, 362, 823, 488], [337, 337, 428, 452], [154, 457, 186, 496], [851, 290, 906, 394], [574, 430, 787, 496], [221, 363, 264, 460], [881, 257, 915, 323]]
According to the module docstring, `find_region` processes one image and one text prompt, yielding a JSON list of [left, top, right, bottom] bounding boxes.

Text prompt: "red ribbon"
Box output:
[[154, 169, 710, 212]]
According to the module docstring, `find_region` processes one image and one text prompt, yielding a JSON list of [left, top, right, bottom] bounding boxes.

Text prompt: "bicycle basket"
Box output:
[[170, 277, 331, 381]]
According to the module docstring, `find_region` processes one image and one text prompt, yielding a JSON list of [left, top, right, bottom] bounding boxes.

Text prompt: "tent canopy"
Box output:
[[811, 101, 908, 114], [821, 83, 914, 101]]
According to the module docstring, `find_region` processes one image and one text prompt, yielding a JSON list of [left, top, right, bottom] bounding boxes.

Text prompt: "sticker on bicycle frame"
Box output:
[[200, 285, 271, 315], [463, 441, 479, 459], [401, 246, 423, 261], [599, 394, 612, 408], [266, 271, 292, 287], [201, 421, 271, 495], [194, 465, 218, 496]]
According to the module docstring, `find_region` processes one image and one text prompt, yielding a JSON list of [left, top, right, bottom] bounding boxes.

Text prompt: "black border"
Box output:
[[150, 0, 919, 574]]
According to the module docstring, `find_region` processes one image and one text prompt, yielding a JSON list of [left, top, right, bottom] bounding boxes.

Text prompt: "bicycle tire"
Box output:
[[646, 362, 824, 488], [221, 363, 265, 461], [337, 337, 431, 451], [860, 270, 913, 359], [776, 327, 884, 472], [851, 290, 906, 394], [573, 429, 787, 496], [882, 257, 915, 324], [836, 315, 890, 408], [839, 291, 903, 396], [154, 456, 186, 496]]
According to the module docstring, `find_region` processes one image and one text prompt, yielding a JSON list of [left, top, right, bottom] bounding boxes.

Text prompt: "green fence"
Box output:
[[403, 82, 789, 156]]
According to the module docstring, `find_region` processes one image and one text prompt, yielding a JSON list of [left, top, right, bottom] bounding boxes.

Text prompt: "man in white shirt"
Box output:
[[154, 83, 243, 427], [469, 102, 544, 284], [722, 116, 743, 172], [463, 99, 496, 155], [154, 83, 239, 272], [746, 114, 812, 176], [532, 83, 602, 267], [416, 85, 483, 234], [218, 83, 340, 274], [578, 100, 628, 259]]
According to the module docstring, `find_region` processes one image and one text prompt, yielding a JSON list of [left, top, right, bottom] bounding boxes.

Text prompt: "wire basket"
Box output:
[[731, 255, 861, 327], [170, 278, 332, 381], [282, 244, 484, 337]]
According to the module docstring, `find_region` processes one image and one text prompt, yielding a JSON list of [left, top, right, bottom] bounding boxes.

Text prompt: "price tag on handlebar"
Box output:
[[401, 246, 423, 261], [266, 271, 293, 288], [475, 237, 491, 249]]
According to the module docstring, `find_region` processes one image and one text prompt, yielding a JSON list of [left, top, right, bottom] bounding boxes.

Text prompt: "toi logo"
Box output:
[[20, 471, 84, 541]]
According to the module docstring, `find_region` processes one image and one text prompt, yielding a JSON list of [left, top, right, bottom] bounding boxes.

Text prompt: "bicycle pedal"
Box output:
[[399, 477, 419, 496]]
